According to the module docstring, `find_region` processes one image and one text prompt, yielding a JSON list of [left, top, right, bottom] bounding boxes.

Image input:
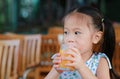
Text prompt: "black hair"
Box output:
[[75, 6, 115, 63], [65, 6, 120, 79]]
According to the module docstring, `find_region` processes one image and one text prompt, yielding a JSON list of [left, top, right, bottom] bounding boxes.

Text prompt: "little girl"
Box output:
[[45, 6, 116, 79]]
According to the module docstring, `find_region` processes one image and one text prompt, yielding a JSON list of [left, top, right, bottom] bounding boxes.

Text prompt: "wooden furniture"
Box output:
[[112, 40, 120, 76], [35, 34, 60, 79], [20, 34, 42, 78], [48, 26, 64, 34], [2, 34, 42, 78], [113, 25, 120, 76], [0, 40, 20, 79], [22, 34, 60, 79], [114, 24, 120, 41], [9, 34, 42, 77]]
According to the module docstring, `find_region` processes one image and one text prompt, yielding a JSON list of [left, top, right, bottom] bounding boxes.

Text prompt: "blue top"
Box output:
[[59, 53, 112, 79]]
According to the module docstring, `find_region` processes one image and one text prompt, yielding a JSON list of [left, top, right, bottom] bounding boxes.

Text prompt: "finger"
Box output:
[[52, 58, 61, 64], [52, 59, 61, 63], [65, 63, 75, 67], [53, 64, 60, 68], [51, 53, 60, 59], [65, 50, 77, 57], [62, 56, 75, 62], [70, 47, 81, 55]]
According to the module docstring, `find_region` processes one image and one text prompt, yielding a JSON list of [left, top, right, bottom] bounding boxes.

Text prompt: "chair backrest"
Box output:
[[21, 34, 42, 69], [0, 40, 20, 79], [48, 27, 64, 35], [112, 40, 120, 76], [114, 26, 120, 41], [40, 34, 60, 66], [2, 34, 42, 76]]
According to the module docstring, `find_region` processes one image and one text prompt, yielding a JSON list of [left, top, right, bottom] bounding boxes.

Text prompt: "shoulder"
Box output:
[[98, 57, 110, 69], [96, 53, 111, 78], [96, 53, 112, 69]]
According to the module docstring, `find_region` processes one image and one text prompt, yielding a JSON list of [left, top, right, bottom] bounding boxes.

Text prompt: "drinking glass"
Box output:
[[58, 44, 75, 71]]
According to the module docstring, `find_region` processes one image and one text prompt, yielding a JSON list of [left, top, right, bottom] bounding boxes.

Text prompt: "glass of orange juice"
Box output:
[[58, 44, 75, 71]]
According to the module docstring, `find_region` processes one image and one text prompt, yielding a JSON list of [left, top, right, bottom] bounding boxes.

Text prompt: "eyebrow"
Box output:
[[64, 27, 82, 31], [73, 28, 82, 30]]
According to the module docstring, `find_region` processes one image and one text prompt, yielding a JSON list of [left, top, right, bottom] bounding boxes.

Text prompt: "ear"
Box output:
[[92, 31, 103, 44]]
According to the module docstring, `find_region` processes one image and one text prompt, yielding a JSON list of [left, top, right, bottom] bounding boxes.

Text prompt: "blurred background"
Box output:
[[0, 0, 120, 34], [0, 0, 120, 79]]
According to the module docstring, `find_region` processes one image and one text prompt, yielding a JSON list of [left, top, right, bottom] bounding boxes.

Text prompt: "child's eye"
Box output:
[[64, 31, 68, 35], [75, 31, 80, 35]]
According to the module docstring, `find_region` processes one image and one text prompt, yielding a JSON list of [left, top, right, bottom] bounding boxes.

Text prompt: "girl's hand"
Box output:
[[63, 47, 84, 70], [51, 53, 63, 73]]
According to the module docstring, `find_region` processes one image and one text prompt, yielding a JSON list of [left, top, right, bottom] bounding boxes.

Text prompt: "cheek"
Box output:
[[76, 38, 85, 48], [63, 36, 67, 43], [76, 38, 92, 52]]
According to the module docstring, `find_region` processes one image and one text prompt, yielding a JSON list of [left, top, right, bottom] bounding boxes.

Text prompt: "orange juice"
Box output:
[[58, 45, 75, 71]]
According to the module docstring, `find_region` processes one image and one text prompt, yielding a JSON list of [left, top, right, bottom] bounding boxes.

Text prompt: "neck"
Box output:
[[81, 51, 93, 63]]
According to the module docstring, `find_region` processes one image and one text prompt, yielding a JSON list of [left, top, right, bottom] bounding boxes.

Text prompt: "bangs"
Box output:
[[63, 12, 93, 27]]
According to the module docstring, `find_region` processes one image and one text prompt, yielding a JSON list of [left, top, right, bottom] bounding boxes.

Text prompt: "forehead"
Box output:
[[64, 12, 93, 29]]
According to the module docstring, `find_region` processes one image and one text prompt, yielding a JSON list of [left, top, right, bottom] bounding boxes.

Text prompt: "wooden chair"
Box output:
[[0, 40, 20, 79], [48, 26, 64, 35], [114, 25, 120, 41], [19, 34, 42, 76], [35, 34, 60, 79], [8, 34, 42, 77], [2, 34, 42, 78], [112, 40, 120, 76], [113, 25, 120, 75], [22, 34, 60, 79]]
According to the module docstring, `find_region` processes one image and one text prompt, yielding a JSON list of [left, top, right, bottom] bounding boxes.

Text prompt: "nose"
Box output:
[[65, 34, 75, 43], [68, 38, 74, 43]]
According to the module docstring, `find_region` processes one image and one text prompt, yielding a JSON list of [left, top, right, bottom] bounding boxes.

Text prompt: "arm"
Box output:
[[76, 61, 98, 79], [77, 57, 110, 79], [45, 53, 62, 79], [96, 57, 110, 79], [45, 67, 60, 79]]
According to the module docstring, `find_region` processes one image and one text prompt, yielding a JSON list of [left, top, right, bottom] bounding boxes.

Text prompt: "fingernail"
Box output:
[[51, 54, 57, 59]]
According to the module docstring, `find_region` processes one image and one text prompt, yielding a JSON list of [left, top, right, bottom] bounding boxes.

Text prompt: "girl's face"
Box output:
[[63, 12, 101, 54]]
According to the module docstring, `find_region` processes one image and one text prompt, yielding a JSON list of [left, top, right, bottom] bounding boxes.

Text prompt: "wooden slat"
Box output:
[[0, 40, 20, 79]]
